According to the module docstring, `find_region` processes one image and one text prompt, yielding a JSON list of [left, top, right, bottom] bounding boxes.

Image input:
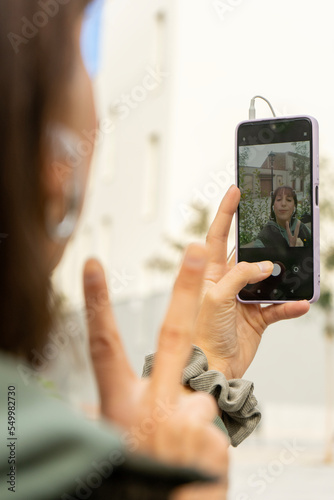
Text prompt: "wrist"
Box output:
[[207, 360, 234, 380], [193, 344, 237, 380]]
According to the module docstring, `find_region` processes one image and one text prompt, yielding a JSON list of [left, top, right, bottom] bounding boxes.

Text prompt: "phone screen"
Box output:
[[237, 117, 315, 301]]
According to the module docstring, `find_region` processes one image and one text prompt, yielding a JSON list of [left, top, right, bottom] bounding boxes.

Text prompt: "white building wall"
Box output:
[[55, 0, 237, 305], [55, 0, 176, 304], [51, 0, 334, 449]]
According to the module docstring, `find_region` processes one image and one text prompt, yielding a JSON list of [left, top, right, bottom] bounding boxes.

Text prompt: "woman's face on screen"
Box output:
[[273, 189, 296, 227]]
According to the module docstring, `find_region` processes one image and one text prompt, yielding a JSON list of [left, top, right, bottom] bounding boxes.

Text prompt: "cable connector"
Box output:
[[249, 95, 276, 120]]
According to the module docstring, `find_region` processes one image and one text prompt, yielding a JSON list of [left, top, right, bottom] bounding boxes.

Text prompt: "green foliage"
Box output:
[[145, 256, 179, 273], [185, 203, 211, 237], [296, 196, 311, 219], [325, 249, 334, 271], [146, 202, 210, 273], [318, 289, 332, 311], [239, 168, 270, 246], [316, 157, 334, 319], [239, 146, 250, 167], [291, 142, 310, 197]]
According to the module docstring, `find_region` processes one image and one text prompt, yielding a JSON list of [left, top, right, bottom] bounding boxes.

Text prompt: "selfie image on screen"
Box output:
[[239, 141, 312, 249], [237, 119, 315, 301]]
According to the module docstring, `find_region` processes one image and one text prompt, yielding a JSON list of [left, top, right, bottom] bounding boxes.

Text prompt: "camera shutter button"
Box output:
[[271, 263, 282, 277]]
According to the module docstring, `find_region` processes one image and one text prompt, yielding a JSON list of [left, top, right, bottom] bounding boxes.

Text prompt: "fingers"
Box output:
[[286, 220, 301, 246], [294, 220, 301, 240], [261, 300, 310, 326], [83, 259, 135, 411], [210, 261, 274, 300], [180, 392, 219, 423], [158, 393, 227, 468], [170, 420, 229, 500], [206, 185, 240, 266], [151, 244, 208, 401]]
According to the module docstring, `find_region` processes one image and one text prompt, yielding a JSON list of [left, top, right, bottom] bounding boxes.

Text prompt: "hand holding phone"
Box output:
[[236, 116, 319, 303], [193, 186, 310, 380]]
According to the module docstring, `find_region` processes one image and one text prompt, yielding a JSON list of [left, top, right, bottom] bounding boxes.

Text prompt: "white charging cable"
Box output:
[[249, 95, 277, 120]]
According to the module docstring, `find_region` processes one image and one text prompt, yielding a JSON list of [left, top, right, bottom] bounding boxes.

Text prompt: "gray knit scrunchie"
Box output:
[[142, 345, 261, 447]]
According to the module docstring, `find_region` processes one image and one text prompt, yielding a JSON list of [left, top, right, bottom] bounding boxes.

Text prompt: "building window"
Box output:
[[142, 133, 160, 219], [153, 11, 166, 71], [99, 216, 113, 265], [100, 106, 118, 183]]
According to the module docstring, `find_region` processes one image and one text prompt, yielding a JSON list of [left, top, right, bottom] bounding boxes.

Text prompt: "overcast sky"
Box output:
[[240, 141, 311, 168]]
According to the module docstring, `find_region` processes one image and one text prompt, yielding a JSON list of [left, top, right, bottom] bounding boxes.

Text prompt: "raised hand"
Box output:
[[83, 245, 229, 498], [286, 219, 302, 247], [194, 185, 310, 380]]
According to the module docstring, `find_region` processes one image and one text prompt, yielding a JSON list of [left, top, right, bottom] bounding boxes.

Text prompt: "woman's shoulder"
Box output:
[[257, 220, 283, 238], [255, 220, 287, 247], [299, 220, 311, 234], [0, 352, 208, 500], [0, 352, 125, 499], [297, 220, 312, 246]]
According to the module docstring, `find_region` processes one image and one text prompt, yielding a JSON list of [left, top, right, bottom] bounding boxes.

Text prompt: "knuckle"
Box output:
[[235, 261, 250, 274], [96, 289, 110, 307], [194, 392, 218, 414], [174, 270, 201, 294], [206, 287, 223, 308], [159, 323, 190, 352], [181, 416, 205, 439], [89, 329, 114, 360]]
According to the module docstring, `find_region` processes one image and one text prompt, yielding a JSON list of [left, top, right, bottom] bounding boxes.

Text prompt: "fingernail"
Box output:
[[257, 261, 274, 273], [84, 261, 104, 285], [184, 245, 207, 269], [84, 272, 102, 285]]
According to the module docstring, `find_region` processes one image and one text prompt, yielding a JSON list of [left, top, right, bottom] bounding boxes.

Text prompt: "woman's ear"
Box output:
[[41, 125, 85, 241], [41, 125, 77, 200]]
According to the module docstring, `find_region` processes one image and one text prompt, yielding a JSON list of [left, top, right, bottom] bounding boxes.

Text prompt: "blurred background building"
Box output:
[[51, 0, 334, 496]]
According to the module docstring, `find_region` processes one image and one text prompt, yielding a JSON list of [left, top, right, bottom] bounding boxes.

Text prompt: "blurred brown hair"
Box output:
[[0, 0, 91, 358]]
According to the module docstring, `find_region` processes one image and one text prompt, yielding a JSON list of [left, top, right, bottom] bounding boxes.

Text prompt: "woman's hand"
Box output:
[[194, 185, 310, 380], [83, 245, 228, 498], [286, 219, 302, 247]]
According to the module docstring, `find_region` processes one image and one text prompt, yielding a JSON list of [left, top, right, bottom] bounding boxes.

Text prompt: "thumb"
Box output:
[[215, 261, 274, 299], [83, 259, 135, 414]]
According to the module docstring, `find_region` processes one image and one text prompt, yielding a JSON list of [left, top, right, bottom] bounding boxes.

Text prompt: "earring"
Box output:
[[45, 124, 85, 242], [45, 180, 81, 241]]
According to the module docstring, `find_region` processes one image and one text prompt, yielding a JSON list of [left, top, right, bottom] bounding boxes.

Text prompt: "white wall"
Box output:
[[53, 0, 334, 424]]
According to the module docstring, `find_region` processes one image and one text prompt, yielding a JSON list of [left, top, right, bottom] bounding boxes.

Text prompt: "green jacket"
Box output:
[[0, 352, 214, 500], [254, 219, 312, 248]]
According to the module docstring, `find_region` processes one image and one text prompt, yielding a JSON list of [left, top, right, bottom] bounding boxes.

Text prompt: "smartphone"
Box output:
[[236, 116, 319, 303]]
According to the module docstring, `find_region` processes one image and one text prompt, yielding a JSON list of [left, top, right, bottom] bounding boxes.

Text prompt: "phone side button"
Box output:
[[315, 185, 319, 206]]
